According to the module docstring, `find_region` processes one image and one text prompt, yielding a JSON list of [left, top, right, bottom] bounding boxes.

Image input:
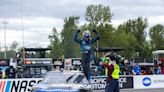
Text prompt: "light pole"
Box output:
[[21, 0, 24, 47], [1, 21, 8, 59]]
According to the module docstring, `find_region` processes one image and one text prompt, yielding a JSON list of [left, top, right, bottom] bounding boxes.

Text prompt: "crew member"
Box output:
[[74, 29, 100, 80], [99, 53, 120, 92]]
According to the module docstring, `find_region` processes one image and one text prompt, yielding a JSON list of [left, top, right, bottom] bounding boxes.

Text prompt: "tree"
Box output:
[[61, 16, 81, 58], [113, 27, 137, 57], [131, 17, 148, 47], [97, 23, 114, 47], [85, 4, 112, 29], [49, 27, 63, 59], [84, 4, 113, 47], [149, 24, 164, 50], [1, 41, 19, 59], [117, 17, 148, 58], [10, 41, 18, 51]]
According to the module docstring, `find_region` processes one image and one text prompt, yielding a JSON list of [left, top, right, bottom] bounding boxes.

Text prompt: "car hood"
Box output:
[[33, 83, 90, 90]]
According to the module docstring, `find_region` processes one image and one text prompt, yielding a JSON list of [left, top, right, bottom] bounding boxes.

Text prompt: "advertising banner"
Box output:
[[134, 75, 164, 89], [119, 76, 133, 89], [0, 78, 42, 92], [91, 75, 133, 90]]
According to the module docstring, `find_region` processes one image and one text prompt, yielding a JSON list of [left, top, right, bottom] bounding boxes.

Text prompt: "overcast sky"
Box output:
[[0, 0, 164, 49]]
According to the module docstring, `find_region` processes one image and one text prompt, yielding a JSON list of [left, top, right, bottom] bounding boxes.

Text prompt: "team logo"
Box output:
[[142, 77, 151, 86]]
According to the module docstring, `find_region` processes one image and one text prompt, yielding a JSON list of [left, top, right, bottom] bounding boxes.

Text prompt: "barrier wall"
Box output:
[[0, 76, 133, 92], [134, 75, 164, 89], [1, 75, 164, 92], [91, 75, 133, 90]]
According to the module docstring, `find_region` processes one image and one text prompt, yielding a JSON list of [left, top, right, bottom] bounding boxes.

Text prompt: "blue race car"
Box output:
[[31, 71, 92, 92]]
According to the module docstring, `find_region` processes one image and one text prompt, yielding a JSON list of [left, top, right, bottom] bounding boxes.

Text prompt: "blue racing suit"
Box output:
[[74, 31, 100, 80]]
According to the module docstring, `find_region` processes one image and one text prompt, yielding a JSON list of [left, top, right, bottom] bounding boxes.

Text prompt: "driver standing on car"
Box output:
[[99, 52, 120, 92], [74, 29, 100, 81]]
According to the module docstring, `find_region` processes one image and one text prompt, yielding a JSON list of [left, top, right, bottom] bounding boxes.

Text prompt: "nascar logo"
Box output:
[[0, 78, 42, 92], [0, 81, 11, 92]]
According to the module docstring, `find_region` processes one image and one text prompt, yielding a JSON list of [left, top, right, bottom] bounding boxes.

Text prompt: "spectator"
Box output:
[[141, 70, 147, 75], [30, 52, 35, 58], [125, 67, 131, 75], [132, 64, 141, 75], [156, 66, 162, 74], [148, 67, 154, 75], [5, 66, 16, 78]]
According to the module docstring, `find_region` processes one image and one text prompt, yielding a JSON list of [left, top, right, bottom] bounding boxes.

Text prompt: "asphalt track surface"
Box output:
[[93, 88, 164, 92]]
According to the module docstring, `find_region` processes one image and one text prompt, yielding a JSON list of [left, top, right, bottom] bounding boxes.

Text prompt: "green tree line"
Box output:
[[0, 41, 18, 59], [1, 4, 164, 61], [49, 4, 164, 60]]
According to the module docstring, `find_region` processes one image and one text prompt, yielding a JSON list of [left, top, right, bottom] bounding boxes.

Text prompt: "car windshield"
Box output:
[[42, 72, 89, 84]]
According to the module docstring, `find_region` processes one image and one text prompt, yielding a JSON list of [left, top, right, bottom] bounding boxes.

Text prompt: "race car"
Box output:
[[31, 71, 92, 92]]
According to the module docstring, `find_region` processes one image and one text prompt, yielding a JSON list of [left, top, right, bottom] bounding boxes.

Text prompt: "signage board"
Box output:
[[91, 75, 133, 90], [134, 75, 164, 89]]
